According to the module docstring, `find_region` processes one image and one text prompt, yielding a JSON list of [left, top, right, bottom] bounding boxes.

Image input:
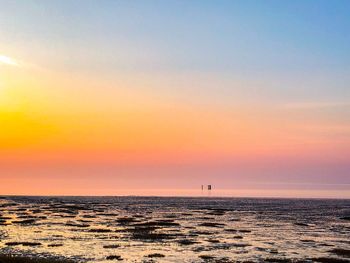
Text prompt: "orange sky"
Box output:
[[0, 60, 349, 197], [0, 1, 349, 197]]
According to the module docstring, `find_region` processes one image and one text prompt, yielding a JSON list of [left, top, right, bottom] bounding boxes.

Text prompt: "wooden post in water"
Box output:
[[207, 185, 212, 196]]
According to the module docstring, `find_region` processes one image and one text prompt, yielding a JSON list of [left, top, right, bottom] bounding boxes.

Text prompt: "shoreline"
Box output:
[[1, 195, 349, 201]]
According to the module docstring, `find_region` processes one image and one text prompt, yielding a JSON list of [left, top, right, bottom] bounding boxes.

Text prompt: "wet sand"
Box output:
[[0, 196, 349, 262]]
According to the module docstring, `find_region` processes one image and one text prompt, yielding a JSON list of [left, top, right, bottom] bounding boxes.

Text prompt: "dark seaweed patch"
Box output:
[[238, 229, 251, 233], [328, 248, 350, 258], [0, 255, 74, 263], [262, 258, 292, 263], [65, 222, 90, 228], [106, 255, 123, 260], [224, 228, 237, 233], [103, 244, 120, 249], [147, 253, 165, 258], [177, 239, 198, 245], [206, 239, 220, 243], [199, 255, 215, 260], [131, 220, 180, 227], [312, 258, 349, 263], [88, 228, 112, 233], [12, 219, 36, 225], [47, 243, 64, 247], [132, 230, 174, 241], [116, 217, 137, 225]]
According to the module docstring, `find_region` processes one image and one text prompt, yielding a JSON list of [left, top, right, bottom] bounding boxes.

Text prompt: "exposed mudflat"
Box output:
[[0, 196, 349, 262]]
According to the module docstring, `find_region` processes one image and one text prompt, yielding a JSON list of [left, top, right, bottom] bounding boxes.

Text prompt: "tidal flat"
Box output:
[[0, 196, 349, 262]]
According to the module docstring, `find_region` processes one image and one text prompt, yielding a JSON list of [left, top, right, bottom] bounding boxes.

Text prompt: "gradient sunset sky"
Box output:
[[0, 0, 349, 197]]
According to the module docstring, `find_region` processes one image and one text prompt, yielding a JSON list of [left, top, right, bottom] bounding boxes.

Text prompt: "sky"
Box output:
[[0, 0, 349, 198]]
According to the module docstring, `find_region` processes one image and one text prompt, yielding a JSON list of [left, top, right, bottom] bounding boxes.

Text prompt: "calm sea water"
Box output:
[[0, 196, 349, 262]]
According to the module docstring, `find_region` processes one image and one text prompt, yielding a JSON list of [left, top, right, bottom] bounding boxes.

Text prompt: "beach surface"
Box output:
[[0, 196, 349, 262]]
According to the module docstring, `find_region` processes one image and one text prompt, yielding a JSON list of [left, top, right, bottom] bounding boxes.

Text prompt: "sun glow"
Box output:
[[0, 55, 19, 66]]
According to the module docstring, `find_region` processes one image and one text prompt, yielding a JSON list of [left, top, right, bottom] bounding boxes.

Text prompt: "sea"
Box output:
[[0, 196, 349, 262]]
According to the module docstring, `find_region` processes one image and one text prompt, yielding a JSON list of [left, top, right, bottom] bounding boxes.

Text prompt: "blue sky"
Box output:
[[1, 0, 349, 103], [1, 0, 350, 70]]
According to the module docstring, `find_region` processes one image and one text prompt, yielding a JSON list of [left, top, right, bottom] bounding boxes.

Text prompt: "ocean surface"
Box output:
[[0, 196, 349, 262]]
